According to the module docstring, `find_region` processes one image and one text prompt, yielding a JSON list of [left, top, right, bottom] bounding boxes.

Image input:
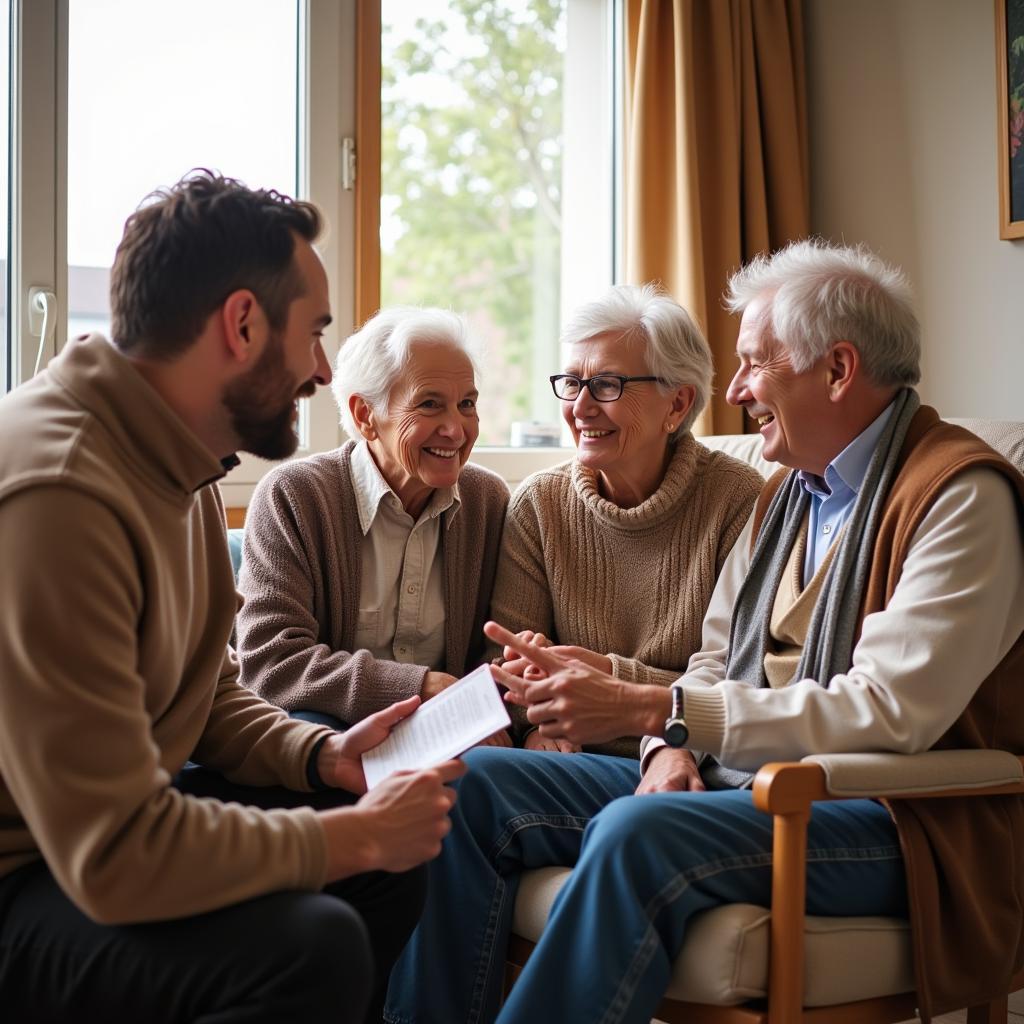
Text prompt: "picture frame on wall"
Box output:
[[997, 0, 1024, 238]]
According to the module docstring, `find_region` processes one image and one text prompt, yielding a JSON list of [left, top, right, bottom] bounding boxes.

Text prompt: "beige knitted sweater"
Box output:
[[490, 434, 762, 757]]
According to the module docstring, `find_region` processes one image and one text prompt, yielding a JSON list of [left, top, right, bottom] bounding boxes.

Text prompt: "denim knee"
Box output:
[[455, 747, 529, 817], [585, 793, 669, 846]]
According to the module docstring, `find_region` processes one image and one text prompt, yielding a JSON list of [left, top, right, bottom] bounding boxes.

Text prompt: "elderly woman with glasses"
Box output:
[[490, 283, 763, 757], [235, 306, 509, 733]]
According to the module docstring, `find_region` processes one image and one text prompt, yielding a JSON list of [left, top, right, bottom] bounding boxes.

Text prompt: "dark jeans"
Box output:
[[0, 767, 426, 1024]]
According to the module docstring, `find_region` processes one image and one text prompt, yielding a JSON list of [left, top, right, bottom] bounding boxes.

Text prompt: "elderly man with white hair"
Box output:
[[385, 241, 1024, 1024], [237, 306, 509, 731]]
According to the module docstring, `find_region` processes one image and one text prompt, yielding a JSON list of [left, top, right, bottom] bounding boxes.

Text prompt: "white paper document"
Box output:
[[362, 664, 510, 789]]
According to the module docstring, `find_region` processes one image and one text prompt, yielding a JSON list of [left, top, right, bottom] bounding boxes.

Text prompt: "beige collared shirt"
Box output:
[[349, 440, 458, 669]]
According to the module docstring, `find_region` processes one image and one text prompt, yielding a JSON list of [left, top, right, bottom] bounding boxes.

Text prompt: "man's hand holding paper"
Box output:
[[361, 664, 511, 789]]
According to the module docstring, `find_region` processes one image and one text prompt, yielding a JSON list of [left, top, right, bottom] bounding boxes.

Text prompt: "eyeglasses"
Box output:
[[549, 373, 666, 403]]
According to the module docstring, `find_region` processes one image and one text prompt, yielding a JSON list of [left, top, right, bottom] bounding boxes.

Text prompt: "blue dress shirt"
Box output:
[[797, 402, 895, 585]]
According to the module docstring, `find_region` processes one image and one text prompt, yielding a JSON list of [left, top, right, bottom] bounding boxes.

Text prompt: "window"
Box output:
[[374, 0, 619, 462], [4, 0, 355, 509], [66, 0, 301, 342], [4, 0, 619, 498]]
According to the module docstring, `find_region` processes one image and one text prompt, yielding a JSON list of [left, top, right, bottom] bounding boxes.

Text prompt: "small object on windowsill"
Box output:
[[510, 421, 561, 447]]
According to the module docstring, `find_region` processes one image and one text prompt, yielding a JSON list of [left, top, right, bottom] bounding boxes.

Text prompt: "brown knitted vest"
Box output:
[[751, 406, 1024, 1019]]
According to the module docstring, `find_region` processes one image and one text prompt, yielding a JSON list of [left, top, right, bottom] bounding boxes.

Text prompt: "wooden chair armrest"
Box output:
[[753, 752, 1024, 816]]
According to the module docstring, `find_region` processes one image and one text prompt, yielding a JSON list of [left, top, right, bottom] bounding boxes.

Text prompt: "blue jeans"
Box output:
[[384, 747, 908, 1024]]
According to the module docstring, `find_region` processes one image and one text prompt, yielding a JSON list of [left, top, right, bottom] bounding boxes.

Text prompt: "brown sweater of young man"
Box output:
[[0, 335, 333, 924]]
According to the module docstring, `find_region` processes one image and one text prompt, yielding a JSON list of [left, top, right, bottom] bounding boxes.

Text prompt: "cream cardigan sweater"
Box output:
[[237, 442, 509, 723], [489, 434, 762, 757]]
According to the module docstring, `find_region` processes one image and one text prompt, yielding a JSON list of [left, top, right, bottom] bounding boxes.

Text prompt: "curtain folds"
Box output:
[[625, 0, 809, 434]]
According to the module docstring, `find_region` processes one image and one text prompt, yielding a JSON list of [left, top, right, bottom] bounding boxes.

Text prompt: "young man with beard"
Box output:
[[0, 171, 464, 1024]]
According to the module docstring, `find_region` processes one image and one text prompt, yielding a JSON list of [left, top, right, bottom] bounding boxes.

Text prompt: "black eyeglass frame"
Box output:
[[548, 373, 668, 402]]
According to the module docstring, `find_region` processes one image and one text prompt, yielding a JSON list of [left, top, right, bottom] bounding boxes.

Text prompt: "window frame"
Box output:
[[10, 0, 68, 388], [221, 0, 355, 510]]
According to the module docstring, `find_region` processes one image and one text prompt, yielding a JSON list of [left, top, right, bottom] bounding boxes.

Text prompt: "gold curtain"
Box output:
[[625, 0, 809, 434]]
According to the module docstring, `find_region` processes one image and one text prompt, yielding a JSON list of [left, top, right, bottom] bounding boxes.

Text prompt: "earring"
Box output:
[[665, 421, 676, 432]]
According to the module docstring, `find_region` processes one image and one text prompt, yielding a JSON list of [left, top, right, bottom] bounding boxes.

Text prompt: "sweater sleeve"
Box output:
[[193, 645, 334, 791], [236, 469, 427, 723], [0, 488, 327, 924]]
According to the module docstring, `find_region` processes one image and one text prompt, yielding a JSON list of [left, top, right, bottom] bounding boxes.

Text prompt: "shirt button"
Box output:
[[398, 647, 407, 655], [822, 524, 832, 535], [407, 584, 418, 594]]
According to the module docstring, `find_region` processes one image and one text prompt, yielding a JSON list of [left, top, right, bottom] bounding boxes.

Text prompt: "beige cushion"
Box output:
[[698, 433, 777, 479], [698, 418, 1024, 481], [512, 867, 913, 1007], [947, 417, 1024, 474]]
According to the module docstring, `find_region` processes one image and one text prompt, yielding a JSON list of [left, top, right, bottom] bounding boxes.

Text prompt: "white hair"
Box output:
[[333, 306, 481, 439], [560, 283, 712, 437], [725, 239, 921, 387]]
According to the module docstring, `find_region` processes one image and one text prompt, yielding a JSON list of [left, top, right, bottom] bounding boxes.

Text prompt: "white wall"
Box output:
[[806, 0, 1024, 420]]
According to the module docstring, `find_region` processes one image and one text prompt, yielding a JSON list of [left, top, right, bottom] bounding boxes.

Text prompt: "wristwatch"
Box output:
[[663, 683, 689, 748]]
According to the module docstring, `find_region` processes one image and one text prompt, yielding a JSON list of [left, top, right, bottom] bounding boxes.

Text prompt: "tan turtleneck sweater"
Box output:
[[489, 434, 762, 757], [0, 335, 333, 924]]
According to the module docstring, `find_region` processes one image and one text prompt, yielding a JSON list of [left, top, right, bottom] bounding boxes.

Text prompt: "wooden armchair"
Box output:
[[506, 750, 1024, 1023]]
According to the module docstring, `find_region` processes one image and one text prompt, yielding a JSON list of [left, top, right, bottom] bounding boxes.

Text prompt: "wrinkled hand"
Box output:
[[523, 729, 581, 754], [501, 637, 613, 681], [321, 759, 466, 878], [477, 728, 514, 748], [545, 646, 613, 676], [421, 670, 458, 700], [485, 621, 666, 746], [500, 630, 552, 681], [316, 696, 421, 795], [635, 747, 705, 795]]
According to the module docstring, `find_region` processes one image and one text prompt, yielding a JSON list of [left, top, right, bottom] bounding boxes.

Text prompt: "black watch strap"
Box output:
[[663, 683, 689, 748]]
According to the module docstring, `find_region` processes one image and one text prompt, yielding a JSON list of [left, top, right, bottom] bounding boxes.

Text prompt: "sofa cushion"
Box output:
[[512, 866, 914, 1007], [698, 417, 1024, 481], [698, 433, 777, 479], [946, 417, 1024, 473]]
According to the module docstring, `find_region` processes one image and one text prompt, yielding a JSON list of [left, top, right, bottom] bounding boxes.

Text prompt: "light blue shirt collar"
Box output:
[[797, 401, 895, 502], [796, 401, 896, 583]]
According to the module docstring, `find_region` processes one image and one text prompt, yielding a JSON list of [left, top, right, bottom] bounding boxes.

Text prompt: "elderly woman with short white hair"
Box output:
[[491, 283, 763, 757], [236, 306, 509, 730]]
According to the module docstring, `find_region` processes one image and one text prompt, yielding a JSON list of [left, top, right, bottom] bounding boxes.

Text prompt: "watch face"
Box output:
[[664, 719, 689, 748]]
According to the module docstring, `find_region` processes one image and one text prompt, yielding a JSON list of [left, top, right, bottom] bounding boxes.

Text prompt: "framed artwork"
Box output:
[[997, 0, 1024, 238]]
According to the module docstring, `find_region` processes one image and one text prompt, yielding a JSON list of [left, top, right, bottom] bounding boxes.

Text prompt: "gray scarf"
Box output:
[[701, 389, 920, 790]]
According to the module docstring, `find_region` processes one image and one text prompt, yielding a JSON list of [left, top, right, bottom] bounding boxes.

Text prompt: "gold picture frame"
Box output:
[[997, 0, 1024, 238]]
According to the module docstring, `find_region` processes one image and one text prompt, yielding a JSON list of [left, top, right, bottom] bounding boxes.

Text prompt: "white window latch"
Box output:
[[29, 286, 57, 377], [342, 137, 356, 191]]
